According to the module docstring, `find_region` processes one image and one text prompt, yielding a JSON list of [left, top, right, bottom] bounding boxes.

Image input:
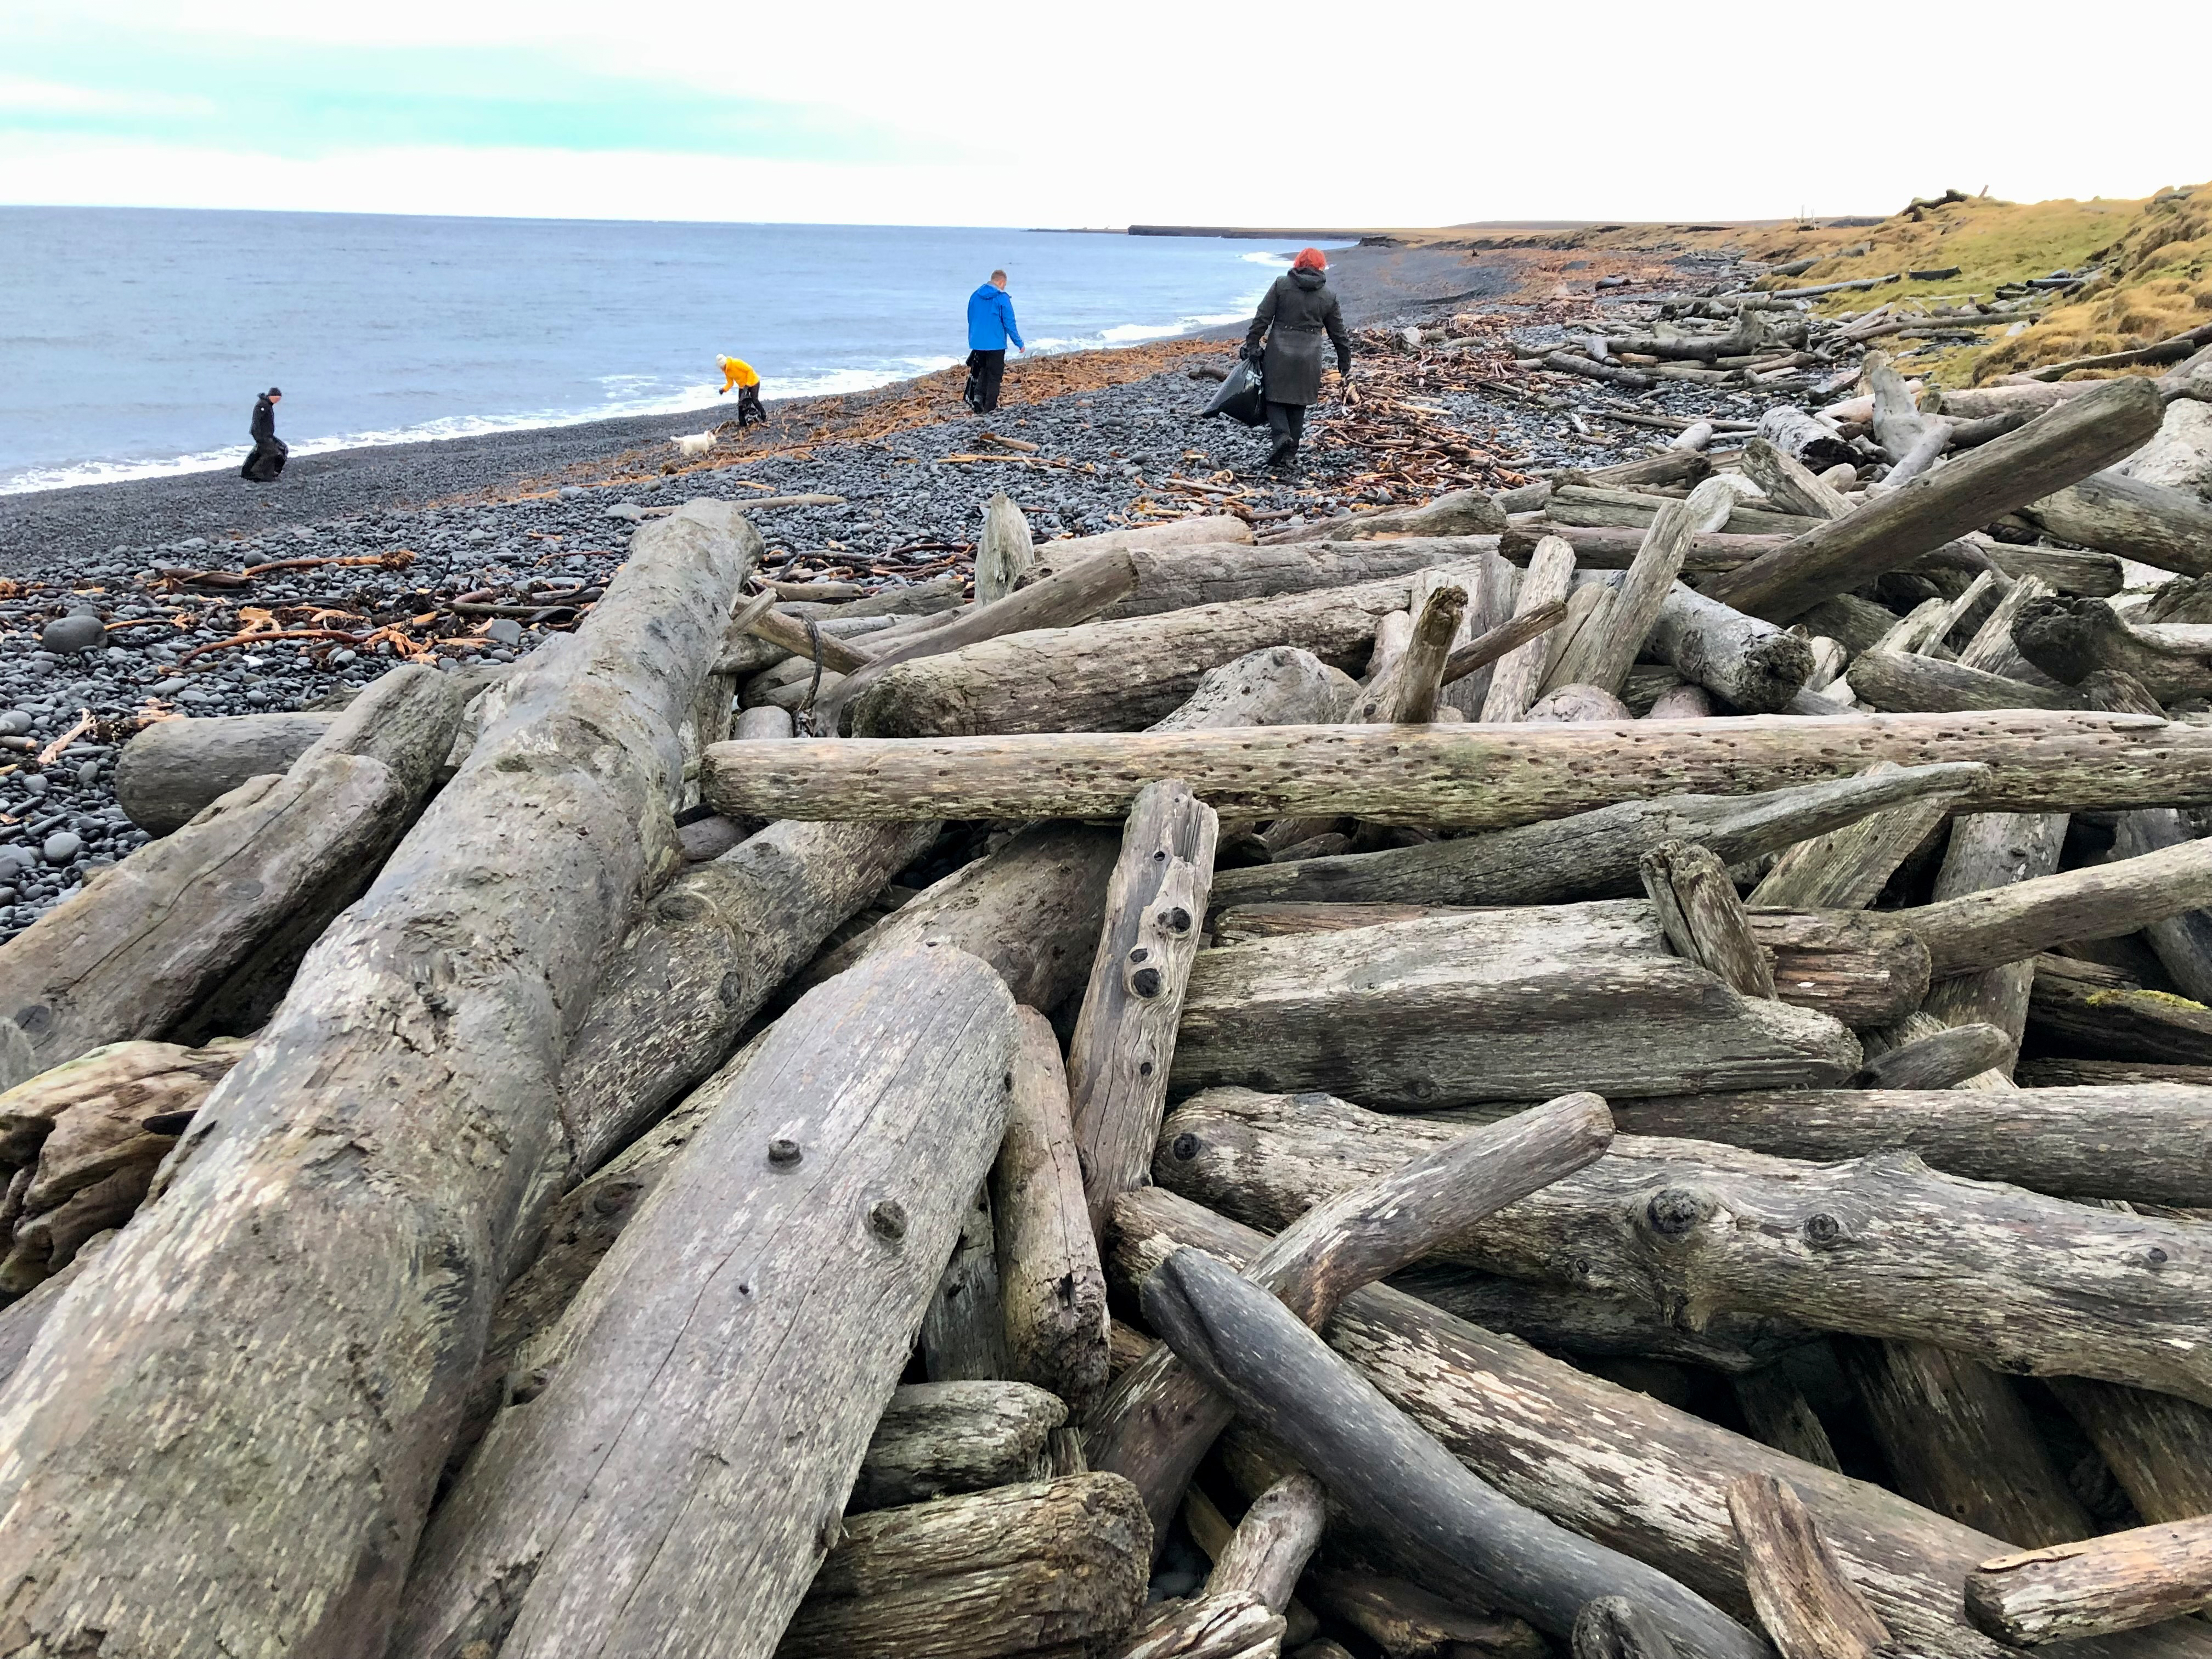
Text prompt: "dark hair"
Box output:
[[267, 386, 283, 396]]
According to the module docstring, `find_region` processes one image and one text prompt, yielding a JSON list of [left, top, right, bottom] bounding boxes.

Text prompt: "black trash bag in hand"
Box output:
[[1201, 354, 1267, 427]]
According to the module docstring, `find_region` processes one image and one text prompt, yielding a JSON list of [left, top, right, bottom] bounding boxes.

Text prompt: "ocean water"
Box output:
[[0, 208, 1313, 494]]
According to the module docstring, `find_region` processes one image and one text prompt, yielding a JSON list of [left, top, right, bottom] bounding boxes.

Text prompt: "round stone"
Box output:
[[41, 832, 81, 866], [40, 616, 104, 654]]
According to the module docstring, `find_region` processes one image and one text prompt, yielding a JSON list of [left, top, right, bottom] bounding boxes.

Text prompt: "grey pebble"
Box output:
[[485, 618, 523, 646], [41, 831, 81, 865], [41, 616, 105, 654]]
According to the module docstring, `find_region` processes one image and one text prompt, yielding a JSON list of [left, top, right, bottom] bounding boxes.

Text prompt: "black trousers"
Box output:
[[1265, 399, 1306, 458], [968, 348, 1007, 413], [735, 384, 766, 427]]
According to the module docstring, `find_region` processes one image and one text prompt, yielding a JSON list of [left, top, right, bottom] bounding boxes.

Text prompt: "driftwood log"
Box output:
[[1089, 1091, 1612, 1537], [2029, 954, 2212, 1064], [849, 1379, 1066, 1513], [1157, 1087, 2212, 1406], [2026, 470, 2212, 578], [1210, 765, 1983, 909], [1171, 904, 1860, 1106], [1263, 488, 1504, 543], [1967, 1520, 2212, 1646], [699, 711, 2212, 830], [111, 708, 334, 833], [1143, 1245, 1770, 1659], [776, 1474, 1150, 1659], [0, 499, 759, 1659], [0, 664, 468, 1069], [1109, 1186, 2212, 1659], [1030, 538, 1492, 620], [392, 945, 1017, 1659], [1700, 377, 2164, 622], [1727, 1473, 1894, 1659]]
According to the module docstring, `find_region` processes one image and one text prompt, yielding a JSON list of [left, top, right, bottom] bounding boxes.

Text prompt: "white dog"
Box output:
[[671, 431, 715, 458]]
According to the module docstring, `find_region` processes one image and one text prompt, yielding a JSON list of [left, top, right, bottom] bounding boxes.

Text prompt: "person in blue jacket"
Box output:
[[964, 270, 1025, 413]]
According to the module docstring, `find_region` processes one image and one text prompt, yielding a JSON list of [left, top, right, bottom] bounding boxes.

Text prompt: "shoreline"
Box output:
[[0, 239, 1515, 566]]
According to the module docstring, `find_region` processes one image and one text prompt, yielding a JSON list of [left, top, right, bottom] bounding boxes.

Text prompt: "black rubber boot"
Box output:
[[1265, 434, 1298, 469]]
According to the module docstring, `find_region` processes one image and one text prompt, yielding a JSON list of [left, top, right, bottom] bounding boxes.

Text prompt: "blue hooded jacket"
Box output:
[[968, 282, 1024, 352]]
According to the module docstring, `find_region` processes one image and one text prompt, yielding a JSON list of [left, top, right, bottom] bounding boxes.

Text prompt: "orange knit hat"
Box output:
[[1292, 247, 1327, 271]]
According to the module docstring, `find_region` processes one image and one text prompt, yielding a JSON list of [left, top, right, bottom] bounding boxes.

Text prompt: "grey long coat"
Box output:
[[1244, 269, 1352, 407]]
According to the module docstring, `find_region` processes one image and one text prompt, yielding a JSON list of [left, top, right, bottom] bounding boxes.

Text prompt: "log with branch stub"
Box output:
[[1028, 537, 1490, 620], [0, 499, 760, 1659], [1968, 1520, 2212, 1647], [1155, 1086, 2212, 1408], [1700, 377, 2164, 623], [1211, 764, 1985, 910], [0, 663, 469, 1070], [776, 1474, 1151, 1659], [1068, 780, 1217, 1228], [1087, 1091, 1612, 1539], [699, 710, 2212, 831], [1142, 1245, 1769, 1659], [1347, 584, 1466, 724], [1109, 1186, 2212, 1659], [392, 944, 1018, 1659]]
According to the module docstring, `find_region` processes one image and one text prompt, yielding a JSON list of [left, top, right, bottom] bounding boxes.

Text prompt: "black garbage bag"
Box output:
[[240, 439, 288, 483], [1201, 354, 1266, 427]]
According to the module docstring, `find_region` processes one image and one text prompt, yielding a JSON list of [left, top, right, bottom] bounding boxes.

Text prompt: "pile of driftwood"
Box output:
[[4, 340, 2212, 1659]]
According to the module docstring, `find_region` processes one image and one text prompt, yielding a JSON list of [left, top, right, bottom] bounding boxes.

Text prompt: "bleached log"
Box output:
[[1548, 481, 1737, 695], [1212, 765, 1985, 909], [1728, 1473, 1894, 1659], [1029, 539, 1491, 620], [1262, 488, 1504, 544], [2014, 595, 2212, 700], [850, 1380, 1065, 1513], [393, 945, 1017, 1659], [975, 490, 1035, 605], [1640, 840, 1775, 998], [1968, 1519, 2212, 1646], [1845, 651, 2076, 713], [698, 711, 2212, 831], [112, 708, 333, 834], [2026, 471, 2212, 578], [1748, 760, 1975, 910]]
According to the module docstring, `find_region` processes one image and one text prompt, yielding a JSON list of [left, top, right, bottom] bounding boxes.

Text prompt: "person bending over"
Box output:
[[717, 356, 766, 427], [240, 387, 287, 483], [1243, 249, 1351, 469], [964, 270, 1025, 414]]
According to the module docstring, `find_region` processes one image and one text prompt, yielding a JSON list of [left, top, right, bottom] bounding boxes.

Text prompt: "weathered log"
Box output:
[[392, 945, 1017, 1659], [1111, 1186, 2212, 1659], [1609, 1084, 2212, 1210], [1069, 781, 1217, 1227], [1302, 1560, 1546, 1659], [2028, 953, 2212, 1064], [558, 816, 936, 1177], [1157, 1087, 2212, 1406], [1747, 760, 1967, 909], [1263, 488, 1505, 544], [1846, 651, 2078, 713], [2027, 471, 2212, 578], [851, 1380, 1066, 1512], [1968, 1520, 2212, 1646], [112, 708, 333, 833], [1547, 484, 1825, 540], [994, 1006, 1110, 1412], [1173, 904, 1860, 1106], [1852, 1022, 2012, 1088], [744, 598, 874, 674], [1212, 765, 1983, 910], [1089, 1091, 1611, 1538], [1728, 1473, 1893, 1659], [1546, 350, 1656, 389], [1031, 538, 1491, 621], [699, 711, 2212, 830], [1641, 839, 1775, 998], [1639, 580, 1816, 714], [1482, 535, 1579, 729], [976, 490, 1035, 605], [1702, 378, 2165, 622], [1150, 647, 1353, 731], [850, 560, 1489, 738], [1650, 684, 1718, 719], [1959, 577, 2063, 685], [2015, 596, 2212, 700], [1900, 832, 2212, 978], [1550, 482, 1737, 695], [1116, 1474, 1324, 1659], [1504, 523, 1790, 573], [0, 500, 759, 1659], [776, 1474, 1150, 1659], [1739, 438, 1855, 521], [1840, 1336, 2094, 1547], [0, 1036, 246, 1293], [1446, 596, 1568, 690], [920, 1182, 1013, 1381], [2049, 1378, 2212, 1525], [1526, 682, 1634, 722], [1049, 514, 1254, 556], [0, 664, 467, 1069], [816, 538, 1143, 729], [1350, 584, 1466, 724], [1732, 1370, 1844, 1472], [1143, 1245, 1769, 1659]]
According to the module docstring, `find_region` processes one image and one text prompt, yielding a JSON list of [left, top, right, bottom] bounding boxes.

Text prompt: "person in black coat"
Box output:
[[1242, 249, 1352, 469], [241, 387, 287, 483]]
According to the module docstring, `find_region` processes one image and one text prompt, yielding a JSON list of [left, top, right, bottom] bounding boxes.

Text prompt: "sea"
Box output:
[[0, 208, 1314, 495]]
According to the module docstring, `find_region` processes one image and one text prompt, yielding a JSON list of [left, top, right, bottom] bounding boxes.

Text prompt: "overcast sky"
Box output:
[[2, 0, 2204, 226]]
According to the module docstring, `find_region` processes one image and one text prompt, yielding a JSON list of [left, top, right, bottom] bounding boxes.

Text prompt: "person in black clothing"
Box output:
[[1242, 248, 1352, 469], [241, 387, 287, 483]]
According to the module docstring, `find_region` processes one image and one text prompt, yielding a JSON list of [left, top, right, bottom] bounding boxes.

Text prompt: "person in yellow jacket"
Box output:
[[717, 356, 766, 428]]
